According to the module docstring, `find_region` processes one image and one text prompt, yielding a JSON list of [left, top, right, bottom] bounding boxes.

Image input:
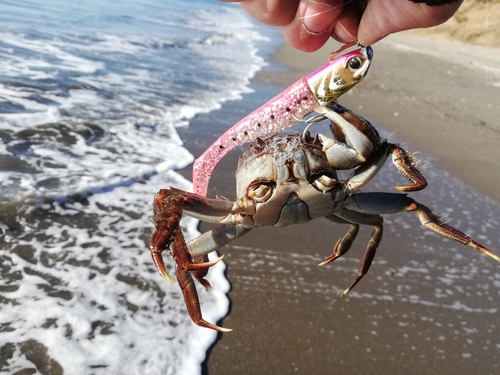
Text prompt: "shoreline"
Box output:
[[177, 32, 500, 375]]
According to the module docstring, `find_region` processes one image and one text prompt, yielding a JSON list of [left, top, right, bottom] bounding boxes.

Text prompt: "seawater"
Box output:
[[0, 0, 270, 373]]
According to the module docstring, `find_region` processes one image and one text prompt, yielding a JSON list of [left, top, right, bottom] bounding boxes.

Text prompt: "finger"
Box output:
[[283, 0, 344, 52], [358, 0, 463, 46], [237, 0, 301, 26], [331, 1, 364, 43], [299, 0, 344, 34]]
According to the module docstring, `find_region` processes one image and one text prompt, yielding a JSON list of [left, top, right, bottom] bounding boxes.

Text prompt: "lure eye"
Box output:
[[347, 56, 362, 71]]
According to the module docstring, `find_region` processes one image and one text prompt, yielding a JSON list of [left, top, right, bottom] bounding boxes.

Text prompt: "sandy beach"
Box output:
[[176, 32, 500, 375]]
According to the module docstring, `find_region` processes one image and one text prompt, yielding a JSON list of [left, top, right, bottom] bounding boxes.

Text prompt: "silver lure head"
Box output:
[[306, 42, 373, 106]]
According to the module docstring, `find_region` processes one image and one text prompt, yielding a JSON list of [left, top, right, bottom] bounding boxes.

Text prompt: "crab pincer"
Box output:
[[149, 189, 230, 332]]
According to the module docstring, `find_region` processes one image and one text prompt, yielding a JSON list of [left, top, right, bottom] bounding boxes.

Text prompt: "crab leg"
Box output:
[[317, 105, 380, 168], [322, 209, 384, 297], [175, 264, 232, 332], [187, 224, 252, 258], [316, 105, 427, 192], [168, 187, 235, 221], [170, 225, 230, 332], [150, 188, 257, 332], [346, 142, 427, 193], [344, 192, 500, 262], [193, 44, 373, 196], [176, 225, 252, 333], [320, 222, 359, 265], [324, 193, 500, 296]]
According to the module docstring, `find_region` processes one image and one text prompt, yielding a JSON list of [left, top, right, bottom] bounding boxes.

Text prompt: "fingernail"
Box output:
[[302, 0, 336, 34]]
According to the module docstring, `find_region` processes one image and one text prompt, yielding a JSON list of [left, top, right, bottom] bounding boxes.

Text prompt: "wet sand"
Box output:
[[177, 33, 500, 375]]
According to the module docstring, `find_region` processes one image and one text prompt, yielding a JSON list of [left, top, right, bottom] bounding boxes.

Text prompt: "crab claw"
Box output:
[[151, 222, 224, 286], [150, 243, 175, 284], [185, 254, 225, 271], [149, 189, 185, 283], [150, 188, 232, 331], [190, 254, 225, 291], [391, 145, 427, 192]]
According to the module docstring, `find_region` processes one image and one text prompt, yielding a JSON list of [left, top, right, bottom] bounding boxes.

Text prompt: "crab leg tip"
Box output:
[[162, 272, 175, 285], [339, 289, 349, 298], [150, 246, 175, 284], [199, 320, 233, 332], [486, 251, 500, 263], [318, 254, 340, 266], [477, 246, 500, 262], [468, 241, 500, 263], [155, 263, 175, 284], [477, 244, 500, 262]]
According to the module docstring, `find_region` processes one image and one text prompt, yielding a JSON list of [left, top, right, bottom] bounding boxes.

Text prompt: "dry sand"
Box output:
[[176, 32, 500, 375], [408, 0, 500, 48]]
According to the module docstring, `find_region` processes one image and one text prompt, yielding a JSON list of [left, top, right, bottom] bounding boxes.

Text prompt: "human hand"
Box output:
[[220, 0, 463, 51]]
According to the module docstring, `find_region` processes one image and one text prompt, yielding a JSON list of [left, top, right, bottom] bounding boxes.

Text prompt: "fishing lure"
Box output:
[[192, 41, 373, 196]]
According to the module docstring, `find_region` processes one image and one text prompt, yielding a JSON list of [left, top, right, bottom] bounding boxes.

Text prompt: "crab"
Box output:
[[150, 103, 500, 332]]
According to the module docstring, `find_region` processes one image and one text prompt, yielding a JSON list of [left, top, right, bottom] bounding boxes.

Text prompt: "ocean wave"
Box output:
[[0, 0, 267, 373]]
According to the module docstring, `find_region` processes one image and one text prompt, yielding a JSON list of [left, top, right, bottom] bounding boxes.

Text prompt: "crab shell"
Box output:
[[235, 134, 347, 228]]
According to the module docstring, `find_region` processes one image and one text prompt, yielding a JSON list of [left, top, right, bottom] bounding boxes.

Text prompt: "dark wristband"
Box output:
[[409, 0, 459, 5]]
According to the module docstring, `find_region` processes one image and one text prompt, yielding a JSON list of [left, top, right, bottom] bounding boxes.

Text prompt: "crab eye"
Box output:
[[248, 181, 274, 203], [347, 56, 362, 71], [312, 175, 338, 193]]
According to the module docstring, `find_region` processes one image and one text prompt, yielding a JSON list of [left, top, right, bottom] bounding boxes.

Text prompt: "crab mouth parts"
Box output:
[[274, 193, 310, 227]]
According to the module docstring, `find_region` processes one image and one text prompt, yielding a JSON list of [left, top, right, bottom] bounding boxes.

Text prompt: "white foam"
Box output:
[[0, 0, 268, 373], [1, 170, 231, 374]]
